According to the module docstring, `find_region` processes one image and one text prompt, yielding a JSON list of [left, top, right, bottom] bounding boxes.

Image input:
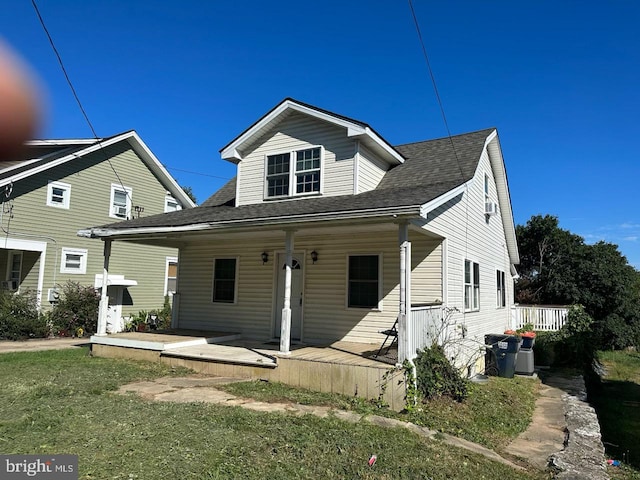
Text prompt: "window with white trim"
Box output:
[[165, 196, 181, 213], [212, 258, 237, 303], [46, 181, 71, 209], [61, 248, 88, 274], [348, 254, 381, 309], [496, 270, 506, 308], [165, 257, 178, 295], [7, 251, 22, 283], [265, 147, 322, 199], [464, 260, 480, 311], [109, 184, 132, 219]]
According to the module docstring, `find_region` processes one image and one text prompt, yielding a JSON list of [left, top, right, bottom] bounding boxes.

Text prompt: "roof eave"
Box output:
[[78, 205, 421, 240], [220, 99, 403, 165]]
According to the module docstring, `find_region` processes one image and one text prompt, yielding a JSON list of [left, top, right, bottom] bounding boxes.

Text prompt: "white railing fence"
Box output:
[[511, 304, 569, 331], [406, 304, 443, 362]]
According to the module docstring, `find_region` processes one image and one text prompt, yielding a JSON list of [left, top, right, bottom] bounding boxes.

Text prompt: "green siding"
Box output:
[[0, 141, 179, 313]]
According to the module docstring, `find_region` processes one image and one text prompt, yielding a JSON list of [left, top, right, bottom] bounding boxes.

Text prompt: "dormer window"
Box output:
[[265, 147, 322, 199]]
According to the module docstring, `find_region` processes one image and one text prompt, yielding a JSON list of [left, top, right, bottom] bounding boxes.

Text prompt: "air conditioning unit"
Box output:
[[1, 280, 18, 291], [48, 288, 61, 303], [115, 206, 128, 217], [485, 202, 498, 216]]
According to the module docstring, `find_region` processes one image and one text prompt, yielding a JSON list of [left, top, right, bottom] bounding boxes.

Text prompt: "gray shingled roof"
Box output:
[[89, 127, 495, 232]]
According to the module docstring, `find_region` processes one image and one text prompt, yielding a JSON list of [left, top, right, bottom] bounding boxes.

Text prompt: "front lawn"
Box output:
[[0, 349, 546, 479], [221, 374, 539, 451]]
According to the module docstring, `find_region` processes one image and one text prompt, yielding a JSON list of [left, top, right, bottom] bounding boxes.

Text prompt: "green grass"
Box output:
[[220, 375, 539, 451], [591, 350, 640, 479], [0, 348, 547, 479]]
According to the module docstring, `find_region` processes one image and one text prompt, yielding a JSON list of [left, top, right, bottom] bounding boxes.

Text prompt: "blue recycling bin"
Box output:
[[485, 334, 521, 378]]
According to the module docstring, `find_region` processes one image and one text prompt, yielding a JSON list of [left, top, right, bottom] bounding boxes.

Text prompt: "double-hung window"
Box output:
[[496, 270, 506, 308], [212, 258, 237, 303], [110, 184, 132, 219], [47, 181, 71, 209], [348, 254, 381, 309], [266, 147, 322, 199], [61, 248, 88, 274], [464, 260, 480, 311]]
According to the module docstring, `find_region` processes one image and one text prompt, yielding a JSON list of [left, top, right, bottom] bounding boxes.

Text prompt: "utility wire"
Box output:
[[163, 165, 231, 181], [32, 0, 135, 211], [408, 0, 471, 319], [407, 0, 465, 182]]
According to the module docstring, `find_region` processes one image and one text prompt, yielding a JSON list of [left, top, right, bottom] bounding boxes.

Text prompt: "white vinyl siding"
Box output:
[[357, 144, 388, 193], [419, 137, 514, 346], [46, 181, 71, 209], [237, 111, 355, 205], [176, 230, 442, 344]]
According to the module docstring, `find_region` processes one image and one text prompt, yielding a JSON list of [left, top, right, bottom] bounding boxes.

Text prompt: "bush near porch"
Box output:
[[0, 289, 47, 340]]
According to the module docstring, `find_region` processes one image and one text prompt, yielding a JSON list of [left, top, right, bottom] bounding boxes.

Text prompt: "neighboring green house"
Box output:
[[0, 130, 195, 331]]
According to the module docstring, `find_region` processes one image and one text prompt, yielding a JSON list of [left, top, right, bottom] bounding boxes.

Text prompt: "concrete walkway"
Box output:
[[0, 337, 88, 353]]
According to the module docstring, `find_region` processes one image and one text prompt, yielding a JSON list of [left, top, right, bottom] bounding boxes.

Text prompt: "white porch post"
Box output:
[[279, 230, 294, 354], [398, 223, 412, 363], [96, 239, 111, 336]]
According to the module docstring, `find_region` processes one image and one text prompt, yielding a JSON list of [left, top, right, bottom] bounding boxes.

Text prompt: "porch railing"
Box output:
[[511, 304, 569, 331], [406, 304, 443, 362]]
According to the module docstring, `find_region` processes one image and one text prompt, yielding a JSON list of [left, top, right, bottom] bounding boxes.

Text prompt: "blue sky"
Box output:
[[2, 1, 639, 267]]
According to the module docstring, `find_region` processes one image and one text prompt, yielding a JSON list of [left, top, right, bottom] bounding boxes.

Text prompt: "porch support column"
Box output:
[[96, 239, 111, 336], [279, 230, 294, 355], [398, 223, 412, 363]]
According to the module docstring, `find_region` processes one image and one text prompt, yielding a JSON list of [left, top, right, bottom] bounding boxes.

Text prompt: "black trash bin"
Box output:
[[485, 334, 521, 378]]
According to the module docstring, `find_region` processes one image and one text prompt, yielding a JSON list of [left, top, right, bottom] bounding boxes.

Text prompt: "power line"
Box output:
[[407, 0, 466, 182], [163, 165, 231, 181], [407, 0, 471, 317], [32, 0, 135, 212]]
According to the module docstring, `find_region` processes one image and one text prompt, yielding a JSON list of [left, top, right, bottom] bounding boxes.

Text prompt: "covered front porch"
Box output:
[[91, 330, 407, 409]]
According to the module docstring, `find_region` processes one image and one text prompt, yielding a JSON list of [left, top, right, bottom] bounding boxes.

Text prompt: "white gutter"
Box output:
[[78, 205, 421, 239]]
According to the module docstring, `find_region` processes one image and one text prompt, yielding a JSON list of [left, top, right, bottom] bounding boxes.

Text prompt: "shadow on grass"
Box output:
[[589, 376, 640, 469]]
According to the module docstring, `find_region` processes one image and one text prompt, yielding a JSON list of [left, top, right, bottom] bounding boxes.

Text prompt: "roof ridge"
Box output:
[[393, 127, 496, 148]]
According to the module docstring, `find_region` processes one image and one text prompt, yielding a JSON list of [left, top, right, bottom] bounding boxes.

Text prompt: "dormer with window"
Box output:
[[220, 99, 404, 207]]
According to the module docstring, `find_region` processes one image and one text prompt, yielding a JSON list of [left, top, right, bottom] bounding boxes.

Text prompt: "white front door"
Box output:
[[274, 253, 303, 341]]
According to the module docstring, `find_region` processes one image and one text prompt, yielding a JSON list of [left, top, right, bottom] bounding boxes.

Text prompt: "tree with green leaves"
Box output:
[[516, 214, 640, 349]]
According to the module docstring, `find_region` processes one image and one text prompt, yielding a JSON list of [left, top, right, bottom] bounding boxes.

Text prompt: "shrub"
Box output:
[[553, 305, 595, 367], [49, 282, 100, 336], [414, 344, 468, 402], [0, 290, 49, 340]]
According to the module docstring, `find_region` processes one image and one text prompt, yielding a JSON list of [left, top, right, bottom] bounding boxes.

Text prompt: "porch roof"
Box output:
[[78, 128, 494, 239]]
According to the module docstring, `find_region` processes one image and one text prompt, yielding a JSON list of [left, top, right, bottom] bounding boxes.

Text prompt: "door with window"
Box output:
[[274, 254, 303, 340]]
